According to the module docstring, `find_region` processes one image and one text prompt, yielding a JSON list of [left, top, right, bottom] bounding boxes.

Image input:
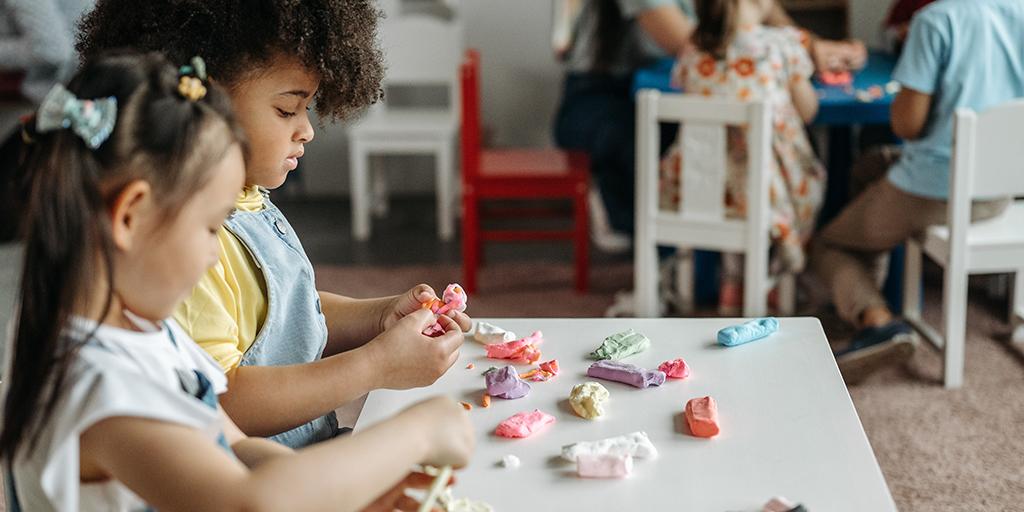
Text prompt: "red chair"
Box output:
[[460, 49, 589, 293]]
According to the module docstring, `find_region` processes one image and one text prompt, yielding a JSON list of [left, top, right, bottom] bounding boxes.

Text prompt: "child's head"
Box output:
[[693, 0, 774, 57], [77, 0, 385, 189], [1, 50, 245, 457]]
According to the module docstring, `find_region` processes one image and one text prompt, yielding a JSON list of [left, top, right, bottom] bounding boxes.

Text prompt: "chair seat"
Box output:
[[479, 148, 587, 179], [349, 108, 457, 138], [923, 200, 1024, 271]]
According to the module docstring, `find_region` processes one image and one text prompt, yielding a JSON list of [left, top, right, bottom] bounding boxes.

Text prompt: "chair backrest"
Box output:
[[371, 11, 463, 118], [635, 90, 772, 243], [459, 49, 481, 183], [952, 99, 1024, 200]]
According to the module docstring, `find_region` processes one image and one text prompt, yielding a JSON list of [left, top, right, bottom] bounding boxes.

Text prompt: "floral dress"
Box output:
[[659, 26, 826, 275]]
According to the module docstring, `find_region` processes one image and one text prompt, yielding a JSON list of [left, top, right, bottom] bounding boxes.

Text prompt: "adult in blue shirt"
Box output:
[[813, 0, 1024, 383], [552, 0, 865, 252]]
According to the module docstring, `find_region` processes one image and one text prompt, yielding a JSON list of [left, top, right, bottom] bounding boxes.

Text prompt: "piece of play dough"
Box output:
[[685, 396, 720, 438], [658, 358, 691, 379], [495, 410, 556, 439], [717, 317, 779, 347], [519, 359, 559, 382], [485, 365, 531, 399], [561, 431, 658, 462], [485, 331, 543, 364], [499, 454, 520, 469], [576, 454, 633, 479], [422, 283, 468, 336], [762, 496, 806, 512], [569, 382, 610, 419], [586, 360, 665, 388], [473, 321, 517, 345], [440, 489, 495, 512], [589, 329, 650, 360]]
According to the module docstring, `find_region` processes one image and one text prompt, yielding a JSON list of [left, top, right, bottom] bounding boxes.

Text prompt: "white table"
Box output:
[[355, 318, 896, 511]]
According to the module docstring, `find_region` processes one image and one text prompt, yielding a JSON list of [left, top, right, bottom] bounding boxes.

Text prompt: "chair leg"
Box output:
[[675, 250, 695, 315], [349, 140, 371, 240], [462, 190, 479, 294], [1012, 270, 1024, 343], [742, 249, 769, 318], [573, 183, 589, 294], [371, 155, 390, 218], [634, 227, 659, 318], [437, 145, 454, 241], [902, 240, 922, 321], [942, 261, 968, 389], [778, 273, 796, 317]]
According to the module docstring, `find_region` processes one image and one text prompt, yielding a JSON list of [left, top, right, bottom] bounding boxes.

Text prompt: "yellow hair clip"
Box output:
[[177, 76, 207, 102], [177, 56, 209, 102]]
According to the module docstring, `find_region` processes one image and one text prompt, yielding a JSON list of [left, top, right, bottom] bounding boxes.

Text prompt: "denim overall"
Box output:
[[224, 190, 336, 448]]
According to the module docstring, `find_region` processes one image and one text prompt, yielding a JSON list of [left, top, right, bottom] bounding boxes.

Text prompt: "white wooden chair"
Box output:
[[902, 100, 1024, 389], [347, 11, 462, 240], [634, 90, 795, 318]]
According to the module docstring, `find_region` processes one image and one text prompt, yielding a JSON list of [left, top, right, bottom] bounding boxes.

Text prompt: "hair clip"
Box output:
[[177, 56, 208, 102], [35, 84, 117, 149], [18, 114, 35, 144]]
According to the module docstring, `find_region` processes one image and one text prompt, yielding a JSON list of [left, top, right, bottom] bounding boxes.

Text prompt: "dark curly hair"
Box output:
[[76, 0, 385, 120]]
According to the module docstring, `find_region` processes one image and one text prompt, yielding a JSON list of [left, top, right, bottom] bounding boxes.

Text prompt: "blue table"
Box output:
[[631, 51, 898, 126], [633, 52, 910, 310]]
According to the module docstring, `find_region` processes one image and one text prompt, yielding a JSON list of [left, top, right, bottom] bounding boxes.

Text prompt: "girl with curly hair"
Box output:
[[76, 0, 474, 450]]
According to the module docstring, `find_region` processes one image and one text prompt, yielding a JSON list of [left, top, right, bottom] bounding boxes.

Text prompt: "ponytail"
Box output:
[[694, 0, 740, 59]]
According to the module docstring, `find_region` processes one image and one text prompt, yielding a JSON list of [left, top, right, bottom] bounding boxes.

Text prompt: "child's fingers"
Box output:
[[403, 308, 437, 330], [434, 313, 461, 334], [412, 283, 438, 304], [432, 328, 463, 366], [445, 310, 472, 332]]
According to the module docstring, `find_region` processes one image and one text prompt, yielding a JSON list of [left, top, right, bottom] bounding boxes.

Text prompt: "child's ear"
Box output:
[[109, 179, 154, 252]]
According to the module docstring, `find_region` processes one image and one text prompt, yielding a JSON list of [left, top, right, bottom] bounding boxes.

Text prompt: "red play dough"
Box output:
[[685, 396, 720, 438]]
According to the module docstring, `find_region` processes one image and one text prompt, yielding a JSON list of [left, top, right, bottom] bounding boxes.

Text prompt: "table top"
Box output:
[[355, 317, 896, 511], [632, 51, 898, 126]]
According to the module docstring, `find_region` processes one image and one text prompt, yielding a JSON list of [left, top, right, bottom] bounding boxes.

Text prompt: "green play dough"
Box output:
[[589, 329, 650, 360]]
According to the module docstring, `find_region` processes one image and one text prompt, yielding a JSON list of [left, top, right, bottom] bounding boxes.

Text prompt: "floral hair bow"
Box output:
[[35, 84, 117, 149], [178, 56, 208, 102]]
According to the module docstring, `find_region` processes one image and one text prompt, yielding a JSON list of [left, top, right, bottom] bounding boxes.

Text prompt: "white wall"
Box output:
[[848, 0, 891, 50], [299, 0, 563, 197]]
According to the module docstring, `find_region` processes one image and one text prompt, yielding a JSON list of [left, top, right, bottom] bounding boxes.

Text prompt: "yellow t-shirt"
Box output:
[[174, 186, 268, 372]]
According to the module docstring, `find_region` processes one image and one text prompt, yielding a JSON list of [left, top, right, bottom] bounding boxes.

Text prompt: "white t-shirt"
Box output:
[[8, 315, 228, 511]]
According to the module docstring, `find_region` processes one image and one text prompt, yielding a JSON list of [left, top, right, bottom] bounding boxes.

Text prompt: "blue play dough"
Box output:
[[717, 318, 780, 347]]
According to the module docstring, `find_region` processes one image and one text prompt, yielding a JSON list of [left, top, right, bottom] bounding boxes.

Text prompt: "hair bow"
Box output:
[[35, 84, 117, 149]]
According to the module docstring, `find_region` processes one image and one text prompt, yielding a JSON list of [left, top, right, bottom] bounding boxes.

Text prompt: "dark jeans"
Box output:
[[554, 72, 676, 234], [554, 72, 638, 234]]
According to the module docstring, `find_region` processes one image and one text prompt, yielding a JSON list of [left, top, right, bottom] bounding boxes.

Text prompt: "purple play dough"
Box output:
[[586, 360, 666, 388], [485, 366, 532, 399]]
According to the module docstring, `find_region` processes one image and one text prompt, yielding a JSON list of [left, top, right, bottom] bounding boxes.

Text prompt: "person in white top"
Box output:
[[0, 50, 473, 512]]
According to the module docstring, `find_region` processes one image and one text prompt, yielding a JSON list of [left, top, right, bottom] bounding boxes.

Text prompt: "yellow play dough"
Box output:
[[569, 381, 610, 419]]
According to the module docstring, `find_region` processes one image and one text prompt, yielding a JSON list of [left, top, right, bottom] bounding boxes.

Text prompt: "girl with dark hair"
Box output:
[[660, 0, 825, 314], [0, 51, 473, 511]]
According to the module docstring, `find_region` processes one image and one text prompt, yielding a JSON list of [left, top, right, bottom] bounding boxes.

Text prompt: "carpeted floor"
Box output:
[[316, 260, 1024, 512]]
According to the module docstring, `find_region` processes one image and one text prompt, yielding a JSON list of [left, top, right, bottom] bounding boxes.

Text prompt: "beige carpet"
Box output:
[[316, 261, 1024, 512]]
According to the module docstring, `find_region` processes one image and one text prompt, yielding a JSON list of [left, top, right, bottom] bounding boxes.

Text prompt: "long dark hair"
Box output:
[[0, 50, 246, 458], [592, 0, 629, 72], [694, 0, 740, 58]]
